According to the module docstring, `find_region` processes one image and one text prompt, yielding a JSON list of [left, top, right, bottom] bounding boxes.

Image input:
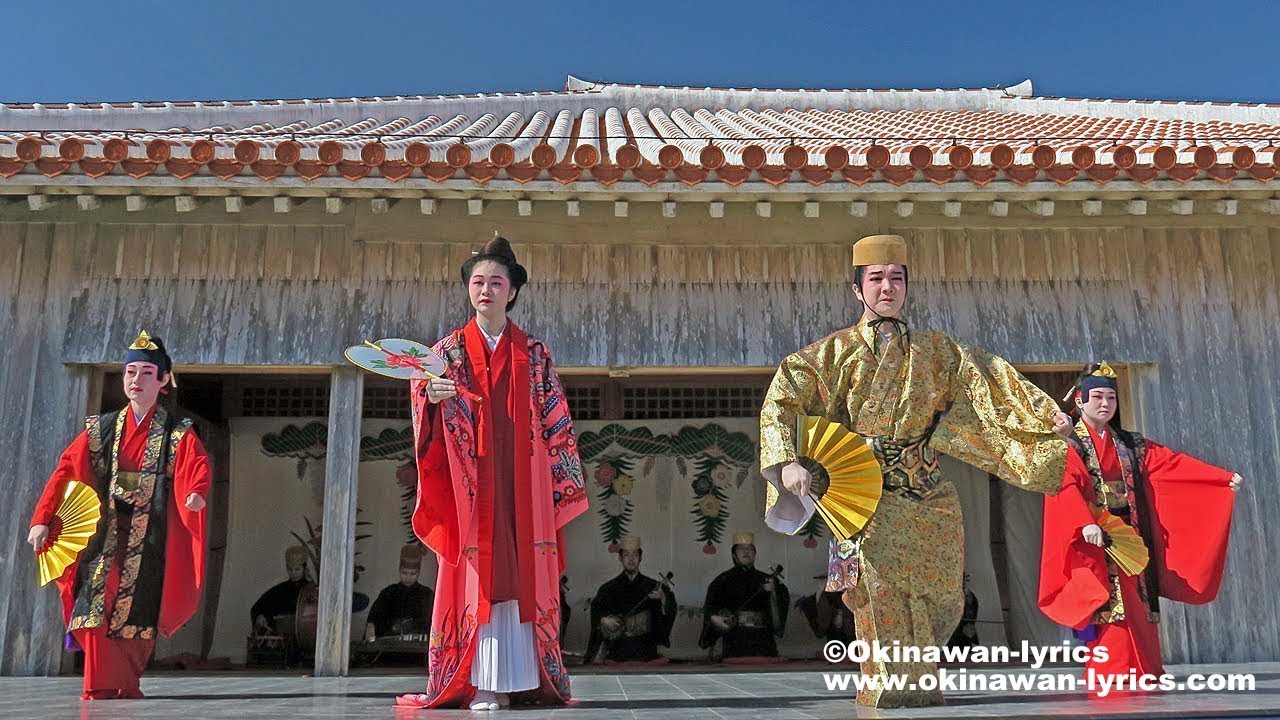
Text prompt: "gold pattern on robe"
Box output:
[[759, 319, 1068, 708], [761, 319, 1066, 489]]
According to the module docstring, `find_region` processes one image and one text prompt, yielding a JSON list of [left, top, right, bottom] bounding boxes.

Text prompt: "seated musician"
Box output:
[[699, 532, 790, 661], [365, 543, 434, 641], [584, 537, 675, 663], [796, 574, 856, 643], [250, 545, 313, 635]]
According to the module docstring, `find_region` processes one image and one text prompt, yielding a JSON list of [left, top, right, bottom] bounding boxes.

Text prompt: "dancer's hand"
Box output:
[[1081, 523, 1105, 547], [1229, 473, 1244, 492], [1052, 412, 1073, 437], [781, 461, 812, 497], [425, 377, 457, 404], [185, 493, 206, 512], [28, 524, 49, 553]]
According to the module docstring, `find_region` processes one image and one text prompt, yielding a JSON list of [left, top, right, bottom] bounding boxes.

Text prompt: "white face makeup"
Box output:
[[855, 263, 907, 318]]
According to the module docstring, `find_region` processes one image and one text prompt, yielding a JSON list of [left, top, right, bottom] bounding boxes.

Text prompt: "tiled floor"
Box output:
[[1, 662, 1276, 719]]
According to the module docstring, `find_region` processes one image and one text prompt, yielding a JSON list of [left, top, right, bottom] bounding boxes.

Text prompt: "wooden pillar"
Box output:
[[314, 366, 363, 677]]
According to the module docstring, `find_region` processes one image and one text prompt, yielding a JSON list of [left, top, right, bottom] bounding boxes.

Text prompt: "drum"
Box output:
[[293, 583, 320, 651]]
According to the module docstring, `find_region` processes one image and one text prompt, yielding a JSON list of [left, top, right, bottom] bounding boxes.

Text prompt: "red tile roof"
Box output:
[[3, 80, 1279, 188]]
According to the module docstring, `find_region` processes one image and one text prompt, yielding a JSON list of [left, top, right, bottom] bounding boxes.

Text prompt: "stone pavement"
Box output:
[[0, 662, 1276, 719]]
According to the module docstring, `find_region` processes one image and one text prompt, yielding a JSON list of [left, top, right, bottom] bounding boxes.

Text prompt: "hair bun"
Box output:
[[480, 235, 517, 263]]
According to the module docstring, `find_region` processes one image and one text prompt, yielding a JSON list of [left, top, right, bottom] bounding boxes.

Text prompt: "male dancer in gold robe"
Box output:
[[759, 234, 1071, 707]]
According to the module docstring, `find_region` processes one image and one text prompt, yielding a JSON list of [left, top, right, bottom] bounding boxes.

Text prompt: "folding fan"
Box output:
[[1094, 508, 1150, 577], [37, 480, 101, 586], [798, 416, 883, 541]]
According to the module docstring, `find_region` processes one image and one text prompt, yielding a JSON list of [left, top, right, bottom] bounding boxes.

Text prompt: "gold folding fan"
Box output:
[[37, 480, 101, 586], [1094, 508, 1149, 577], [798, 416, 883, 541]]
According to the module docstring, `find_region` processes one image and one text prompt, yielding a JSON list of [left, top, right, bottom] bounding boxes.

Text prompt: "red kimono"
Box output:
[[1039, 422, 1235, 688], [31, 404, 210, 699], [398, 320, 588, 708]]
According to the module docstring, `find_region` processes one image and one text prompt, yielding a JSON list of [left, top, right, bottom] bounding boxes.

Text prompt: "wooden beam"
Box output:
[[125, 195, 147, 212], [804, 201, 820, 218], [566, 199, 580, 217], [420, 198, 437, 215], [709, 201, 725, 218], [614, 201, 628, 218], [756, 201, 772, 218], [662, 200, 676, 218], [273, 196, 292, 214], [943, 201, 961, 218], [225, 196, 244, 213], [1030, 200, 1055, 217], [989, 200, 1008, 217], [895, 201, 913, 218], [76, 195, 100, 212], [1082, 200, 1103, 216], [174, 196, 198, 213], [314, 367, 363, 677], [849, 201, 868, 217], [325, 197, 344, 214], [1128, 199, 1147, 216], [518, 199, 533, 217], [1169, 199, 1193, 215], [467, 199, 485, 216], [370, 198, 391, 215]]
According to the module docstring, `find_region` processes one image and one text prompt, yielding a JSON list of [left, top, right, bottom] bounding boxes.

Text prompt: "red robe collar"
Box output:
[[119, 404, 157, 472], [461, 319, 530, 458], [460, 318, 536, 621], [1083, 422, 1122, 483]]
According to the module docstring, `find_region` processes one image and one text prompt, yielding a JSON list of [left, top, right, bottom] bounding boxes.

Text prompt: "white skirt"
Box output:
[[470, 600, 539, 693]]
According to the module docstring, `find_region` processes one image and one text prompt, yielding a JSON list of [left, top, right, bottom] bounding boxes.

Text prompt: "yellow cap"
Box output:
[[618, 536, 642, 552], [285, 545, 308, 565], [852, 234, 908, 267], [731, 532, 755, 546]]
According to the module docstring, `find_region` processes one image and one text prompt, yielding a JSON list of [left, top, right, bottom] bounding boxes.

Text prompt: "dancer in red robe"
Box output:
[[28, 331, 211, 699], [1040, 362, 1243, 694], [396, 236, 588, 711]]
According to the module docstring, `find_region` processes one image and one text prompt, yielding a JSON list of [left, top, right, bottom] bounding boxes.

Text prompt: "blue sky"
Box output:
[[5, 0, 1279, 104]]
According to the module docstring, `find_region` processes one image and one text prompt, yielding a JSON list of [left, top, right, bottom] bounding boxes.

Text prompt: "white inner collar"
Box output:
[[479, 322, 505, 350]]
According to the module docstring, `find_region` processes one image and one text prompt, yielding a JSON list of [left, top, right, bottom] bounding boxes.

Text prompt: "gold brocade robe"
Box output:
[[759, 319, 1067, 708]]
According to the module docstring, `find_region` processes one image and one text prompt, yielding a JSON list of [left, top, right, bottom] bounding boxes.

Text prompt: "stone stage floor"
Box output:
[[1, 662, 1276, 719]]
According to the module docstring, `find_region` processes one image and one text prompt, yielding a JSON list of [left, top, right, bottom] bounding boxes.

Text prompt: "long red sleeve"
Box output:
[[410, 375, 463, 567], [158, 430, 212, 637], [1143, 441, 1235, 604], [31, 431, 96, 622], [1038, 449, 1111, 629]]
